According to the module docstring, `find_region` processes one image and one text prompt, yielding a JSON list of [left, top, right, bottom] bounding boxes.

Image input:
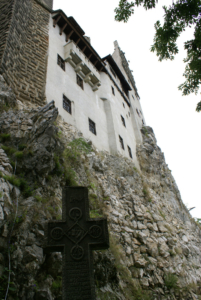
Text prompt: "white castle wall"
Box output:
[[45, 17, 109, 152], [45, 15, 144, 166]]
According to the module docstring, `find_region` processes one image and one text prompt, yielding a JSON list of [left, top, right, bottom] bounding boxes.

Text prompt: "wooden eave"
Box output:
[[52, 10, 106, 73], [102, 55, 132, 91]]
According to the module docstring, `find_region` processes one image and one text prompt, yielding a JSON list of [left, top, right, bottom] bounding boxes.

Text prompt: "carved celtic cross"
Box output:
[[44, 187, 109, 300]]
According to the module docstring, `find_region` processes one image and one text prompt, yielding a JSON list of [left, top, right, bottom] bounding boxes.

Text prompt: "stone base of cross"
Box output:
[[44, 186, 109, 300]]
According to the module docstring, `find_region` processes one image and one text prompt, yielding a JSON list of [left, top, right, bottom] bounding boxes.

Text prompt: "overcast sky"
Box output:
[[53, 0, 201, 219]]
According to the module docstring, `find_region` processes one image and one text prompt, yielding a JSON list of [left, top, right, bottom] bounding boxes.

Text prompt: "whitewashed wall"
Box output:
[[45, 16, 144, 166], [46, 17, 109, 152]]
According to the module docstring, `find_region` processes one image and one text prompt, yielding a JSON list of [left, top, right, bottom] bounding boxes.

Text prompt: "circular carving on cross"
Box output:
[[69, 207, 82, 221], [89, 225, 102, 238], [70, 245, 84, 261], [51, 227, 63, 240]]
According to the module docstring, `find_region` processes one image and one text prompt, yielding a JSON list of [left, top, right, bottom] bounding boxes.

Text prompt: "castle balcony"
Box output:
[[64, 41, 101, 91]]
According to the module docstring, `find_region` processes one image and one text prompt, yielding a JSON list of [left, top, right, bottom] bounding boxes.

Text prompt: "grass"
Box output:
[[90, 210, 103, 218], [18, 144, 27, 151], [164, 273, 178, 290], [14, 151, 23, 159], [64, 138, 92, 164], [0, 133, 11, 142], [34, 195, 48, 203], [0, 267, 16, 298], [51, 137, 92, 186], [142, 127, 149, 137], [141, 180, 152, 203], [2, 174, 32, 197], [1, 145, 16, 155], [52, 276, 62, 290], [159, 209, 166, 220], [133, 166, 139, 172]]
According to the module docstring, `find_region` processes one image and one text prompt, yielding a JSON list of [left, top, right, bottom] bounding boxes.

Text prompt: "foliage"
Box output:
[[1, 145, 16, 155], [164, 273, 178, 290], [64, 138, 92, 163], [52, 138, 92, 186], [52, 276, 62, 290], [14, 151, 23, 159], [0, 133, 11, 142], [18, 144, 27, 151], [115, 0, 201, 111], [0, 267, 16, 299], [34, 195, 48, 203], [2, 174, 32, 197]]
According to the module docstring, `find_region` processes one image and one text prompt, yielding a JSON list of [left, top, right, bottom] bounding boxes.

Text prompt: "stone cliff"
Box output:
[[0, 75, 201, 300]]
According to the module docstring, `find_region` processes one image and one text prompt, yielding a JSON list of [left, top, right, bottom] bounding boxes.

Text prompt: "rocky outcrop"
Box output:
[[0, 79, 201, 299]]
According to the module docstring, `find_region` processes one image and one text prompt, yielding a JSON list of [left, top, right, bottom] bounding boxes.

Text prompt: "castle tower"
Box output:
[[0, 0, 51, 105]]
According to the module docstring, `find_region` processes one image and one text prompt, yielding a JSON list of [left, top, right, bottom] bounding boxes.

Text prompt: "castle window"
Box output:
[[132, 95, 135, 100], [127, 146, 132, 158], [77, 74, 84, 90], [119, 135, 124, 150], [121, 115, 126, 127], [111, 86, 115, 95], [63, 95, 71, 114], [142, 119, 145, 125], [123, 103, 125, 108], [57, 54, 65, 71], [89, 118, 96, 135], [128, 112, 130, 117]]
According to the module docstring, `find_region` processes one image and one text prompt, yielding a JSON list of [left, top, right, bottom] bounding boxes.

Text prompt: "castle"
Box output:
[[0, 0, 145, 165]]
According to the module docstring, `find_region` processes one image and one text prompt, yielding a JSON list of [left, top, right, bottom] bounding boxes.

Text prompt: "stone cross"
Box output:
[[44, 186, 109, 300]]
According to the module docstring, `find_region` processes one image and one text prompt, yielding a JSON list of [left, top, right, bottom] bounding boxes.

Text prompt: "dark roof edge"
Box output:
[[102, 55, 132, 91], [52, 10, 106, 71]]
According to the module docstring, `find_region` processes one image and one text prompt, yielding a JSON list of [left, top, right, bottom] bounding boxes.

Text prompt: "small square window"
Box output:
[[89, 118, 96, 135], [63, 95, 71, 114], [57, 54, 65, 71], [111, 86, 115, 95], [121, 115, 126, 127], [127, 146, 132, 158], [119, 135, 124, 150], [77, 74, 84, 90], [136, 108, 140, 116]]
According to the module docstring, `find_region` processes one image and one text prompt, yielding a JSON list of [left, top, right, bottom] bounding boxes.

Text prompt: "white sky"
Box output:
[[53, 0, 201, 219]]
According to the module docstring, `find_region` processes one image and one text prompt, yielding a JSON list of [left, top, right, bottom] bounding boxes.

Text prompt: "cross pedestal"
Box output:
[[44, 187, 109, 300]]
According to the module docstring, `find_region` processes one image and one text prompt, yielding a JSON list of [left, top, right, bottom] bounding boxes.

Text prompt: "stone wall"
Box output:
[[0, 0, 14, 65], [0, 0, 50, 106]]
